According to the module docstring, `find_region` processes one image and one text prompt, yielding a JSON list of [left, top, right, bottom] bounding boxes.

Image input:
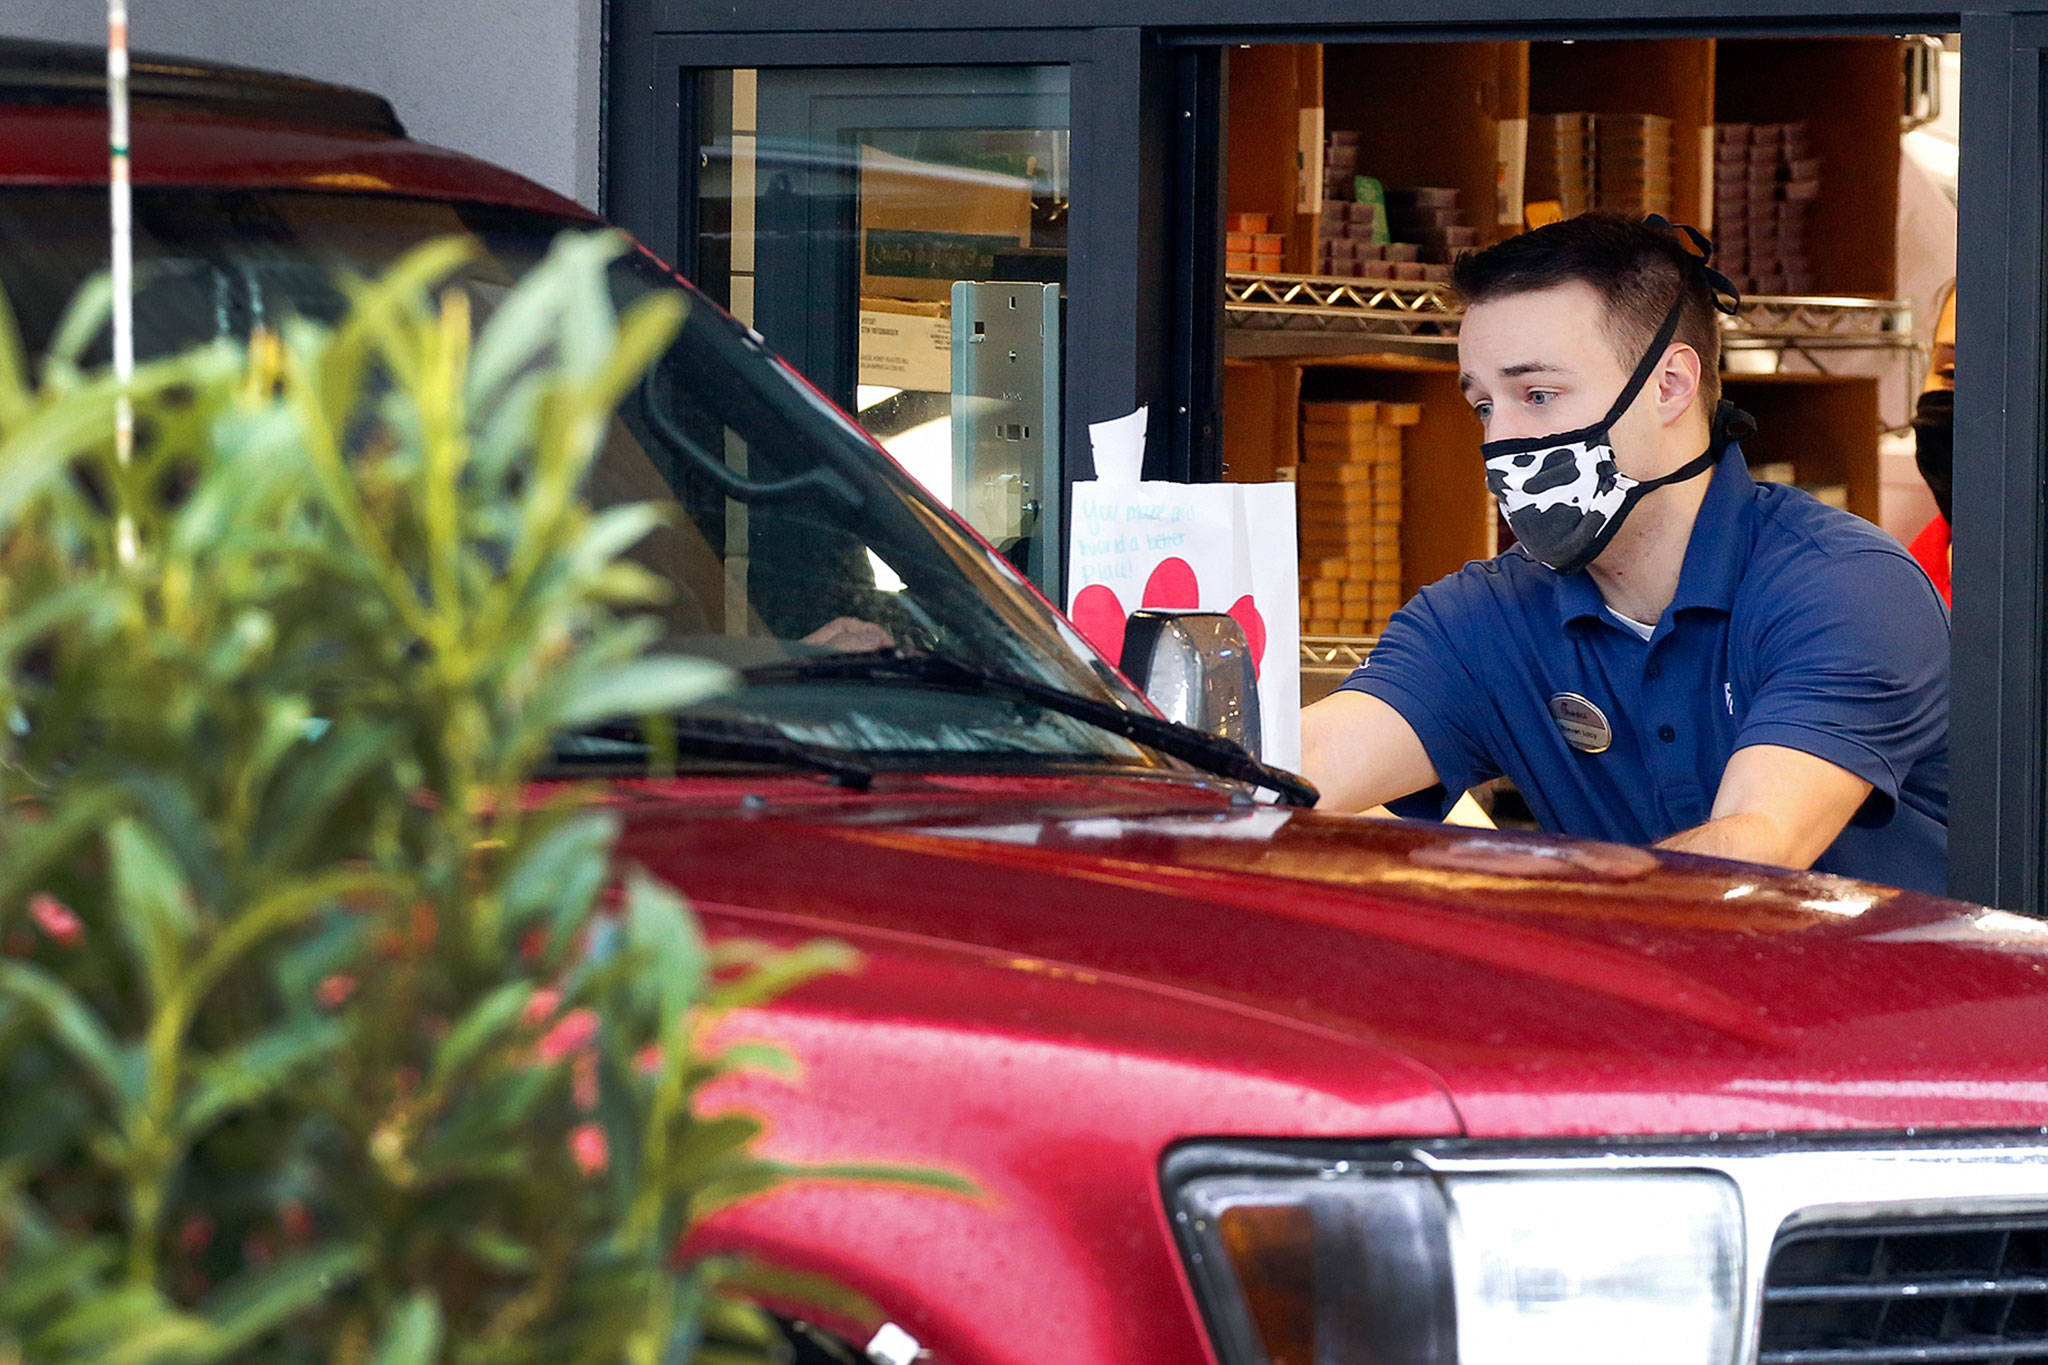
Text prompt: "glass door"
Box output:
[[693, 66, 1071, 594]]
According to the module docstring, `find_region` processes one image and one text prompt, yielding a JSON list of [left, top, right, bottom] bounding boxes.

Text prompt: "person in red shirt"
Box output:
[[1908, 289, 1955, 606]]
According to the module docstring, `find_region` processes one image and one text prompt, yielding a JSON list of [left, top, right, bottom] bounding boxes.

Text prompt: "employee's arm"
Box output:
[[1655, 743, 1873, 869], [1300, 690, 1443, 813]]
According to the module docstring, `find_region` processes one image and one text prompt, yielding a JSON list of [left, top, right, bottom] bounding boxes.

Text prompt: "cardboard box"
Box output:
[[859, 144, 1034, 304], [1303, 401, 1380, 422], [1295, 462, 1376, 484]]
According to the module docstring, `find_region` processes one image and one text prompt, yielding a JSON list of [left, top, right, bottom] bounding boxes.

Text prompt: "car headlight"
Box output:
[[1170, 1149, 1743, 1365]]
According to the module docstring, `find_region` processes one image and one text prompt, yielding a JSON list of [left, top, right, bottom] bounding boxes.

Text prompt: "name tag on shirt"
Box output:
[[1549, 692, 1614, 754]]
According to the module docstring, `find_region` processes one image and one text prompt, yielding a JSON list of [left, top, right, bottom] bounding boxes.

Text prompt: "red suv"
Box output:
[[10, 38, 2048, 1365]]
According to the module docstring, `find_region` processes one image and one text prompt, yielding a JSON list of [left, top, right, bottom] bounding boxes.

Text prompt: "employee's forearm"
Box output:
[[1299, 691, 1439, 813], [1655, 812, 1810, 869]]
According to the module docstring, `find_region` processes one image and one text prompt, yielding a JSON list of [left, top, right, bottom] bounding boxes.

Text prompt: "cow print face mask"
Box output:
[[1482, 288, 1733, 574]]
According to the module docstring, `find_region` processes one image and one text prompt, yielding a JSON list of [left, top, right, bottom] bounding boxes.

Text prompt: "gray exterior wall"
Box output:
[[6, 0, 602, 209]]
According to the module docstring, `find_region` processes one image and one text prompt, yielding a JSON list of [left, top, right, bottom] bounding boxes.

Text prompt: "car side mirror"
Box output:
[[1118, 609, 1263, 759]]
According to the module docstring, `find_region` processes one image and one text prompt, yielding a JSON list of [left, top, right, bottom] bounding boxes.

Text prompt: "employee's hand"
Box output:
[[1300, 690, 1442, 813], [1655, 743, 1874, 869], [801, 616, 896, 653]]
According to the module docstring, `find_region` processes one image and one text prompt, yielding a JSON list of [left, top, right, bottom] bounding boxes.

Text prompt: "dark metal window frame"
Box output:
[[608, 0, 2048, 912]]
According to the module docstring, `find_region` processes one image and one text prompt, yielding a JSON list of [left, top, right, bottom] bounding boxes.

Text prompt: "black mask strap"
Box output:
[[1600, 288, 1689, 428], [1628, 400, 1754, 498], [1597, 219, 1744, 431], [1647, 214, 1744, 317]]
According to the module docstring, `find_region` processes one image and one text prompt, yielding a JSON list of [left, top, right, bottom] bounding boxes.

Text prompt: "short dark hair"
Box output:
[[1451, 212, 1722, 409]]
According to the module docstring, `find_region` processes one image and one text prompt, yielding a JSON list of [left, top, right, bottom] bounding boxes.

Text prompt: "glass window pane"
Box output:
[[695, 65, 1071, 595]]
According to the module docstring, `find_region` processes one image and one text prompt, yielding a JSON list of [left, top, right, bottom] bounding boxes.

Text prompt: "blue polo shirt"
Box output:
[[1340, 444, 1950, 894]]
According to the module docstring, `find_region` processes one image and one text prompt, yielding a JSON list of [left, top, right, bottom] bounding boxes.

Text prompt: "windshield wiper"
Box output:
[[560, 714, 874, 790], [741, 648, 1319, 807]]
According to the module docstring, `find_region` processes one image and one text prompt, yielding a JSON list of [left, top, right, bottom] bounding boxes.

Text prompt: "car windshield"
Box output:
[[0, 187, 1165, 774]]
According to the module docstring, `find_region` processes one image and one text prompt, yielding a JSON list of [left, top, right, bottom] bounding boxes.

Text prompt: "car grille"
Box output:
[[1759, 1214, 2048, 1363]]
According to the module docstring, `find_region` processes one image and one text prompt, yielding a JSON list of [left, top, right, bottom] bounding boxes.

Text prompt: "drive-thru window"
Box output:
[[605, 5, 2048, 913]]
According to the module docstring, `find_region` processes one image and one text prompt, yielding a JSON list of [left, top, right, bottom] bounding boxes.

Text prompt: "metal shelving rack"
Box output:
[[1224, 272, 1915, 376], [1301, 635, 1380, 697]]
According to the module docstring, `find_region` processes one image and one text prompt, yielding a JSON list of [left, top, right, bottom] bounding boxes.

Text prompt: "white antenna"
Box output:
[[108, 0, 137, 564]]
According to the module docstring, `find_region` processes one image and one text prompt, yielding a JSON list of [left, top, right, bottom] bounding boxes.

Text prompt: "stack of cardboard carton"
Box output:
[[1527, 114, 1594, 217], [1383, 187, 1472, 282], [1317, 135, 1391, 279], [1595, 113, 1674, 217], [1225, 212, 1288, 274], [1296, 400, 1418, 636], [1711, 122, 1817, 296]]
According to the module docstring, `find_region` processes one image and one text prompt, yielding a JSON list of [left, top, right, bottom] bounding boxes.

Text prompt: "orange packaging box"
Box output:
[[1303, 400, 1380, 423], [1302, 418, 1399, 445], [1296, 463, 1374, 485], [1231, 212, 1271, 234]]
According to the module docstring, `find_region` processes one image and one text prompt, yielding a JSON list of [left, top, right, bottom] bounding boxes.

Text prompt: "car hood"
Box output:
[[615, 773, 2048, 1140]]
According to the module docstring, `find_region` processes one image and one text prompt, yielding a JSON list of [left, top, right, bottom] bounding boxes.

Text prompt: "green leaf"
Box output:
[[106, 770, 229, 911], [247, 718, 400, 872], [370, 1291, 442, 1365], [703, 941, 860, 1017], [542, 232, 631, 382], [456, 1227, 537, 1275], [686, 1164, 788, 1221], [29, 1282, 201, 1360], [785, 1160, 979, 1199], [500, 809, 619, 936], [176, 1016, 346, 1143], [192, 1243, 367, 1360], [566, 503, 667, 582], [579, 292, 687, 420], [553, 657, 736, 730], [662, 1114, 762, 1186], [624, 868, 704, 1034], [41, 271, 115, 374], [107, 818, 198, 1006], [0, 285, 33, 430], [703, 1257, 879, 1327], [426, 981, 531, 1094], [0, 1238, 117, 1318], [701, 1040, 798, 1081], [0, 961, 128, 1110]]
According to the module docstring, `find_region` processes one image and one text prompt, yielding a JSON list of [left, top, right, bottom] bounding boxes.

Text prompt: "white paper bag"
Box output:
[[1066, 410, 1301, 769]]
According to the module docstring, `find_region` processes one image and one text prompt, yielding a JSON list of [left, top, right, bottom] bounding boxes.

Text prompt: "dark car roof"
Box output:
[[0, 37, 404, 136], [0, 38, 593, 222]]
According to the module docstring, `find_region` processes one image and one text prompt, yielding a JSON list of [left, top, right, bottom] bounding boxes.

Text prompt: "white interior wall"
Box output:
[[6, 0, 602, 209]]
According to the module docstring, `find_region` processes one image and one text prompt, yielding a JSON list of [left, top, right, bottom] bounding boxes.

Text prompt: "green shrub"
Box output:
[[0, 231, 934, 1362]]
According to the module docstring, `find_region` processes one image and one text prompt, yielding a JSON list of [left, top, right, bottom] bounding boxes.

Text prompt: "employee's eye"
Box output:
[[1472, 401, 1492, 422], [1529, 390, 1553, 406]]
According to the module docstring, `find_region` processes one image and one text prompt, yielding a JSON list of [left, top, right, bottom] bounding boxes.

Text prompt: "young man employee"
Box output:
[[1300, 214, 1950, 894]]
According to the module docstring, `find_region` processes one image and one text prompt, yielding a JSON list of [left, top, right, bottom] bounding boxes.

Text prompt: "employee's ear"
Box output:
[[1656, 343, 1704, 424]]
